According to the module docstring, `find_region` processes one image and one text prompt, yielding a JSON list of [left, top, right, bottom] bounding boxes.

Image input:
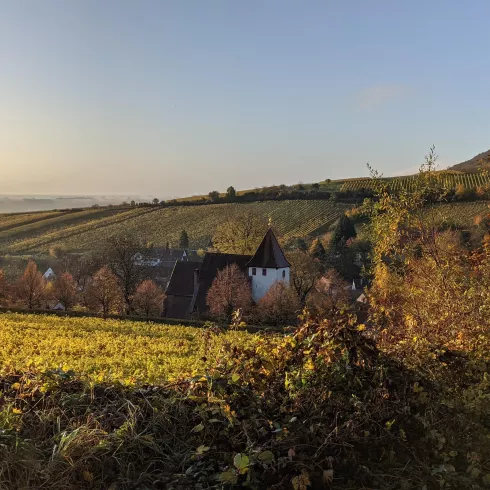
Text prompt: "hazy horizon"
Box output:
[[1, 1, 490, 196]]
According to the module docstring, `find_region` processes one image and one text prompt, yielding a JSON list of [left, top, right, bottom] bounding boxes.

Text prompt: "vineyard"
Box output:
[[0, 313, 263, 384], [425, 200, 490, 227], [0, 211, 65, 231], [2, 200, 350, 254], [340, 172, 490, 192]]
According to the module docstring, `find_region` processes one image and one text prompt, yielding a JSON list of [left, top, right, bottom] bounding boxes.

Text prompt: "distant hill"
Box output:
[[450, 149, 490, 173]]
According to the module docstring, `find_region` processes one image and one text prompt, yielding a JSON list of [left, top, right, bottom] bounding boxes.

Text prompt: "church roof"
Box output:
[[246, 228, 290, 269]]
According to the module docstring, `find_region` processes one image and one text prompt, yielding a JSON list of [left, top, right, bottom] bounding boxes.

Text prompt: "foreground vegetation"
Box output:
[[1, 311, 489, 489]]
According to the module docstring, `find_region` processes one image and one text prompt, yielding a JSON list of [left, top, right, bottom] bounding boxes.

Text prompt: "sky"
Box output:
[[1, 1, 489, 198]]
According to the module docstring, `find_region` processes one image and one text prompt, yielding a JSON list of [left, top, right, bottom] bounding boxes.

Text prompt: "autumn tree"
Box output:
[[133, 280, 165, 317], [52, 272, 78, 310], [307, 269, 351, 318], [179, 230, 190, 249], [60, 251, 105, 292], [309, 238, 326, 262], [104, 233, 145, 314], [206, 264, 252, 321], [256, 281, 300, 325], [15, 260, 46, 309], [212, 213, 267, 255], [85, 266, 123, 318], [287, 250, 322, 306]]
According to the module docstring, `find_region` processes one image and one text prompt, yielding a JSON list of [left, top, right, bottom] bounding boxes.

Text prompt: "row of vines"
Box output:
[[341, 172, 490, 192]]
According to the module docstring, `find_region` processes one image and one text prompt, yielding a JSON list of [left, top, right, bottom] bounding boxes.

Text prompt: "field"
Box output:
[[1, 200, 351, 254], [0, 313, 264, 384], [340, 172, 490, 192]]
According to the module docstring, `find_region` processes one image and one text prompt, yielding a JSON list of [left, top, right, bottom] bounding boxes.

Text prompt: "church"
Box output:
[[164, 227, 290, 319]]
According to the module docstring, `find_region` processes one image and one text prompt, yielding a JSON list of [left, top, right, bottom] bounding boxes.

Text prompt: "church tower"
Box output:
[[247, 227, 290, 302]]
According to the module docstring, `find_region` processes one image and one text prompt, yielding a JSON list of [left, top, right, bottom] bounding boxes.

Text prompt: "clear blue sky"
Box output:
[[1, 0, 489, 197]]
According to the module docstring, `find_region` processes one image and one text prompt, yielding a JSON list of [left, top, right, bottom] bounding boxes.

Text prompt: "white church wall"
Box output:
[[249, 267, 290, 302]]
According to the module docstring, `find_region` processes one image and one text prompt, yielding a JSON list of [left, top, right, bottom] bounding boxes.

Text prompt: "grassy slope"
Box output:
[[2, 200, 351, 254], [0, 313, 262, 384]]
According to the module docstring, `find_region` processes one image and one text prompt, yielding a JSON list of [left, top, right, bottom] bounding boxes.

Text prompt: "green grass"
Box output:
[[2, 200, 351, 253]]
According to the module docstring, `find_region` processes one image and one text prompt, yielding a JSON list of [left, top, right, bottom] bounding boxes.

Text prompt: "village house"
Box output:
[[43, 267, 56, 281], [164, 227, 290, 319]]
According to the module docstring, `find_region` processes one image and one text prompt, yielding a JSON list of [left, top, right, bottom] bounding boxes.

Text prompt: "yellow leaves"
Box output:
[[303, 358, 315, 371], [292, 469, 311, 490], [0, 312, 271, 385]]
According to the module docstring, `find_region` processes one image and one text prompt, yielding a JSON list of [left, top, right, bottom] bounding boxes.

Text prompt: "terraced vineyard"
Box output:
[[426, 200, 490, 227], [341, 173, 490, 192], [2, 200, 350, 254]]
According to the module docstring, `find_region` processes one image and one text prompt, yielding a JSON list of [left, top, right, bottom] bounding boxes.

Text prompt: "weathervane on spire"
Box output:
[[268, 217, 272, 228]]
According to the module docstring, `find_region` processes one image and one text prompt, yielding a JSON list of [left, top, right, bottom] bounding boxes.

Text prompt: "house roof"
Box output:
[[194, 252, 251, 314], [137, 248, 199, 261], [246, 228, 290, 269], [165, 260, 201, 297]]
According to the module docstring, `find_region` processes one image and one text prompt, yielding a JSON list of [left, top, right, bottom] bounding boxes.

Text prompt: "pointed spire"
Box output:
[[246, 228, 290, 269]]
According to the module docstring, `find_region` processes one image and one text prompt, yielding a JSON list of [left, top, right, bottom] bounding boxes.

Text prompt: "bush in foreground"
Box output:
[[1, 314, 489, 489]]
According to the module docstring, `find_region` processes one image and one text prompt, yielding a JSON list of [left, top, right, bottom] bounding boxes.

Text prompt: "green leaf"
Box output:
[[192, 423, 204, 433], [196, 445, 210, 455], [234, 453, 250, 471], [231, 373, 240, 383], [219, 470, 237, 484], [257, 450, 274, 463]]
